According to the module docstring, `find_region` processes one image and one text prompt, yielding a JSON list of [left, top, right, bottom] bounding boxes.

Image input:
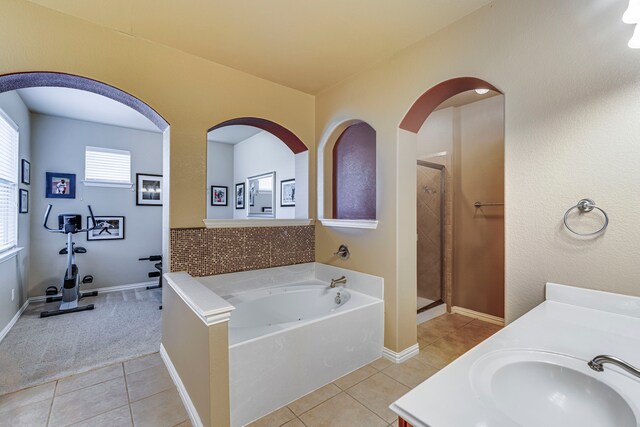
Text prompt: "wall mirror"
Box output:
[[205, 118, 310, 221], [247, 172, 275, 217]]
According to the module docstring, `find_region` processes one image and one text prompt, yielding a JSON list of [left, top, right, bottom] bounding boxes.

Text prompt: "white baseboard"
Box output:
[[417, 304, 447, 325], [383, 343, 419, 364], [160, 343, 203, 427], [451, 306, 505, 326], [28, 280, 157, 303], [0, 300, 29, 344]]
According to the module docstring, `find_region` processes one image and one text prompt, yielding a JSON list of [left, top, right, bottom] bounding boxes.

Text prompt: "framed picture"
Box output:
[[280, 179, 295, 207], [136, 173, 163, 206], [87, 216, 125, 241], [46, 172, 76, 199], [235, 183, 245, 209], [19, 189, 28, 213], [211, 185, 228, 206], [21, 159, 30, 185]]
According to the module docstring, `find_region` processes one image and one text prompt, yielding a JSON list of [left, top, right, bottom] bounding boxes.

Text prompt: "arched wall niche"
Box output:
[[206, 117, 310, 220], [317, 119, 378, 229]]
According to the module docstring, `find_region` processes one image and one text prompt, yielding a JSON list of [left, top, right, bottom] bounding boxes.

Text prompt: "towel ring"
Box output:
[[563, 199, 609, 236]]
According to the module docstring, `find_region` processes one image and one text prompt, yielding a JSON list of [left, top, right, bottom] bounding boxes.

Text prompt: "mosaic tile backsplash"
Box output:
[[170, 226, 315, 277]]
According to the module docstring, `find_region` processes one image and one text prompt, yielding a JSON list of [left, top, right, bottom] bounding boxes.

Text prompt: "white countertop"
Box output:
[[390, 283, 640, 427]]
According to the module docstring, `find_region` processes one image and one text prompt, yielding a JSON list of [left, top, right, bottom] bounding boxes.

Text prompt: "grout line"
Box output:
[[122, 362, 136, 426], [45, 380, 57, 426], [54, 365, 125, 398], [66, 404, 130, 427], [343, 391, 390, 425]]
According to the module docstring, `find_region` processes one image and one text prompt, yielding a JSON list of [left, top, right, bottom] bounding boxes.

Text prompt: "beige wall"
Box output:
[[0, 0, 315, 230], [316, 0, 640, 351]]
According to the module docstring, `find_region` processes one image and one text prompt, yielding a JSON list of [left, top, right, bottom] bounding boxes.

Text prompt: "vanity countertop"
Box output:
[[390, 283, 640, 427]]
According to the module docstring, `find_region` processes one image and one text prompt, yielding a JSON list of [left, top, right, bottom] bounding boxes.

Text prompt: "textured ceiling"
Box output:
[[26, 0, 492, 94]]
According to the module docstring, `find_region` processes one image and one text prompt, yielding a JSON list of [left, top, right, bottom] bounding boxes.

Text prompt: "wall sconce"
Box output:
[[624, 0, 640, 48]]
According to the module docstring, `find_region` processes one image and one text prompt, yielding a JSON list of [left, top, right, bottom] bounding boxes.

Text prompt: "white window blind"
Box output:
[[85, 146, 131, 184], [0, 109, 19, 254]]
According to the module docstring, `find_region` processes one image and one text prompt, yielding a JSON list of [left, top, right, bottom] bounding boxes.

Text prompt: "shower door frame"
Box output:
[[416, 160, 446, 314]]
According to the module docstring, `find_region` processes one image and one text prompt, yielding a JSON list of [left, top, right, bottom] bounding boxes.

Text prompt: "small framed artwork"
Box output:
[[280, 179, 295, 207], [136, 173, 163, 206], [19, 189, 28, 214], [211, 185, 228, 206], [21, 159, 30, 185], [46, 172, 76, 199], [235, 183, 245, 209], [87, 216, 125, 241]]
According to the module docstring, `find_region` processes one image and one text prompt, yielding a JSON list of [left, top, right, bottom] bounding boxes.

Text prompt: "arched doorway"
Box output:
[[399, 77, 505, 333]]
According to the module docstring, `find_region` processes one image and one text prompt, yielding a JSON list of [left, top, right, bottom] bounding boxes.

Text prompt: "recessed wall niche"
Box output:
[[318, 119, 377, 228]]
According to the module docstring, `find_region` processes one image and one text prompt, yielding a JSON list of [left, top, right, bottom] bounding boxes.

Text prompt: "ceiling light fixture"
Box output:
[[630, 24, 640, 48], [475, 88, 490, 95], [623, 0, 640, 24]]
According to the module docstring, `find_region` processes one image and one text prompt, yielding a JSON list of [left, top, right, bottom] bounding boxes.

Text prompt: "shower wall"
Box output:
[[416, 164, 443, 308]]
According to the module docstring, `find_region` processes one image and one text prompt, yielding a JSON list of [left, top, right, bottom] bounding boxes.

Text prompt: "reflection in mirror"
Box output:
[[206, 122, 309, 220], [247, 172, 275, 217]]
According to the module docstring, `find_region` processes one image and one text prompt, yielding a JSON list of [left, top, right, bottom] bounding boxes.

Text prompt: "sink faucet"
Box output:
[[588, 355, 640, 379], [330, 276, 347, 288]]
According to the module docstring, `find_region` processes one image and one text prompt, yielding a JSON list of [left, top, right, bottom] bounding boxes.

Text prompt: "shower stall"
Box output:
[[416, 161, 445, 313]]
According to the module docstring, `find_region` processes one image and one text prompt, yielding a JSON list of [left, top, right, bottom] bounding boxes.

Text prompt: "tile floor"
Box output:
[[250, 313, 501, 427], [0, 353, 190, 427], [0, 313, 501, 427]]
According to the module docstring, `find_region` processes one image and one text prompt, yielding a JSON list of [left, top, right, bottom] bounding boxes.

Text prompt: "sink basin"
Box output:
[[470, 350, 640, 427]]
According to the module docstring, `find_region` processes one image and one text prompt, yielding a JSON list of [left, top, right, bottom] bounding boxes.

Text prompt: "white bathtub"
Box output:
[[197, 263, 384, 426]]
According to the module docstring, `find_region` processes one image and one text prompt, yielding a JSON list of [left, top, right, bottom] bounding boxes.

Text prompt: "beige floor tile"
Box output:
[[389, 420, 399, 427], [333, 365, 377, 390], [248, 406, 296, 426], [123, 353, 163, 375], [417, 313, 473, 344], [49, 377, 128, 427], [459, 320, 502, 342], [130, 388, 187, 427], [368, 357, 392, 371], [56, 363, 124, 396], [0, 398, 51, 427], [174, 420, 193, 427], [382, 358, 438, 388], [345, 373, 409, 423], [125, 363, 173, 402], [299, 393, 387, 427], [288, 383, 341, 416], [282, 419, 306, 427], [69, 404, 132, 427], [414, 334, 474, 370], [0, 381, 55, 415]]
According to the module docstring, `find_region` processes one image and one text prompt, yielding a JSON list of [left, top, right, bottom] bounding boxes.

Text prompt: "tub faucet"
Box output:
[[588, 355, 640, 379], [330, 276, 347, 288]]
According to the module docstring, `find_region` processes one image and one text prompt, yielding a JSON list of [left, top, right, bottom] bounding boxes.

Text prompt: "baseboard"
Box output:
[[28, 280, 157, 303], [0, 300, 29, 344], [451, 306, 505, 326], [160, 343, 203, 427], [383, 343, 419, 364]]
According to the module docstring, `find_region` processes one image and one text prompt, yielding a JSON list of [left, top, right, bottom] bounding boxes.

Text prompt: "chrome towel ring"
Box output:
[[563, 199, 609, 236]]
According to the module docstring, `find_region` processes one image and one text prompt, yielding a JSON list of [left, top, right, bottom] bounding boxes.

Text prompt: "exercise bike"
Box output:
[[40, 204, 99, 318]]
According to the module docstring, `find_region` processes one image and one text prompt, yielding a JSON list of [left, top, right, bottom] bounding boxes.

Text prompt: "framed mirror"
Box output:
[[247, 172, 275, 217]]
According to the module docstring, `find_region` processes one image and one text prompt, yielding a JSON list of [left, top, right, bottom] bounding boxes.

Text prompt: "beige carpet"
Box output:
[[0, 288, 162, 396]]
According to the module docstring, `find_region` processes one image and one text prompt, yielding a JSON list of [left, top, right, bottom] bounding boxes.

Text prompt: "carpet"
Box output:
[[0, 287, 162, 396]]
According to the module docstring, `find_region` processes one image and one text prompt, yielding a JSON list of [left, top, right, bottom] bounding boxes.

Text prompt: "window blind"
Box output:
[[0, 109, 19, 254], [85, 146, 131, 184]]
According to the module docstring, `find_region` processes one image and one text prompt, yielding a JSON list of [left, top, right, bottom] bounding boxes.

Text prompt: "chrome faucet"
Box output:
[[330, 276, 347, 288], [588, 355, 640, 379]]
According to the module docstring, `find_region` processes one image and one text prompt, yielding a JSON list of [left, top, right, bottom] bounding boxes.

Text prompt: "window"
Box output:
[[0, 108, 19, 253], [85, 146, 131, 185]]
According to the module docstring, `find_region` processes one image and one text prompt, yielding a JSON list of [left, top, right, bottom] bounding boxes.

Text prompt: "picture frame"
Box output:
[[136, 173, 163, 206], [211, 185, 228, 206], [280, 179, 295, 207], [235, 183, 245, 209], [46, 172, 76, 199], [19, 189, 28, 214], [21, 159, 30, 185], [87, 216, 125, 241]]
